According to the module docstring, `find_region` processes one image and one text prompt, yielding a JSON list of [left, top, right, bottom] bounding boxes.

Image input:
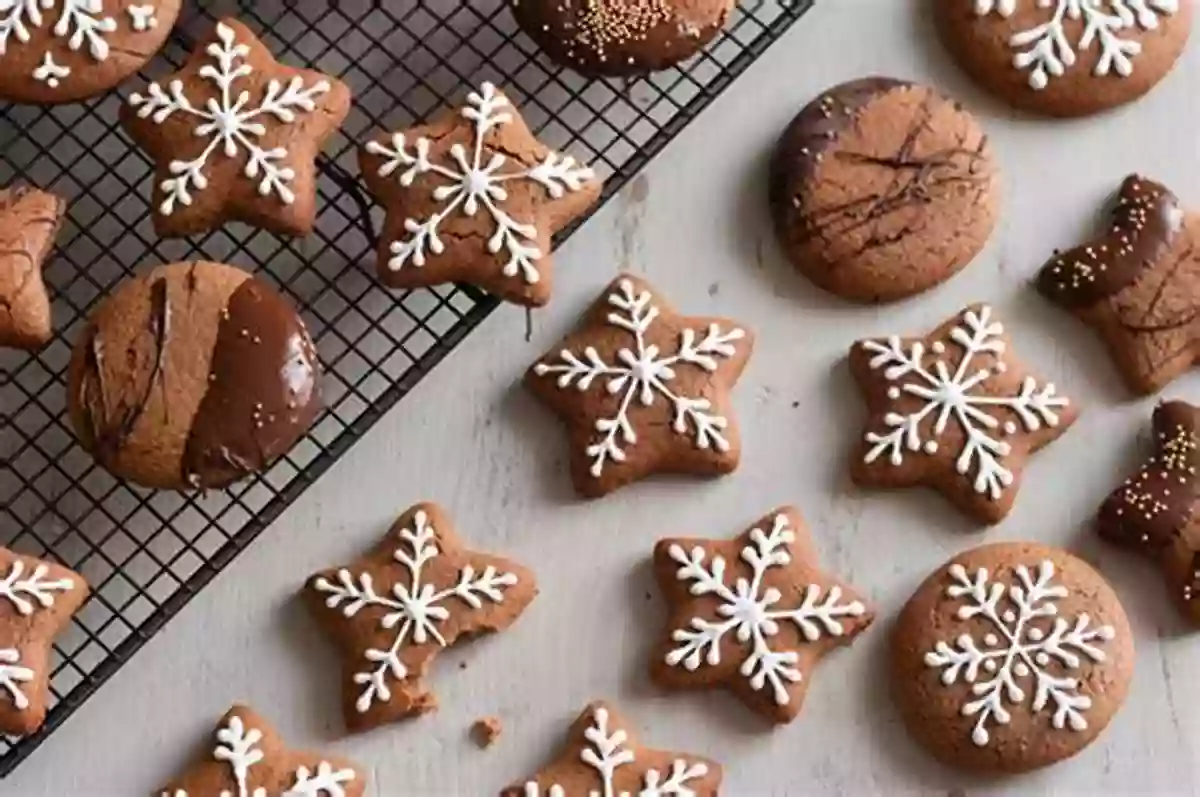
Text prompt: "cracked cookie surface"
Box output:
[[769, 77, 999, 304]]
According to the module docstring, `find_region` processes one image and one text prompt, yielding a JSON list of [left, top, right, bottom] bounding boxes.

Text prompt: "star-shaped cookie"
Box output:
[[0, 547, 87, 736], [526, 274, 754, 498], [652, 507, 873, 723], [1036, 174, 1200, 395], [120, 18, 351, 238], [1097, 400, 1200, 624], [503, 701, 723, 797], [850, 304, 1078, 525], [359, 81, 603, 307], [156, 704, 364, 796], [0, 185, 65, 351], [304, 502, 537, 733]]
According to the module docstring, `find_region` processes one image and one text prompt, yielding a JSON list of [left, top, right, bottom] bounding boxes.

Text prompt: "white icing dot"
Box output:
[[1026, 627, 1044, 642], [1035, 652, 1051, 666], [1002, 609, 1016, 623], [1013, 662, 1030, 677], [888, 387, 901, 399], [984, 633, 998, 646], [931, 341, 946, 355], [983, 659, 998, 672], [1003, 421, 1018, 435], [923, 440, 939, 454]]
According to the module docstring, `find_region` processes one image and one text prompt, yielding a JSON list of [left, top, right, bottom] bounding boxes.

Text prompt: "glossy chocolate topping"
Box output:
[[768, 77, 909, 228], [181, 278, 320, 488], [1097, 400, 1199, 552], [1037, 175, 1184, 309]]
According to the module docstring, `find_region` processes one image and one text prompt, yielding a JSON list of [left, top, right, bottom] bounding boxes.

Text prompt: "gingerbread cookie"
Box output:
[[0, 1, 181, 104], [305, 502, 537, 733], [769, 77, 999, 303], [157, 704, 364, 796], [652, 507, 874, 723], [67, 261, 321, 491], [1097, 400, 1200, 623], [503, 701, 722, 797], [935, 0, 1191, 117], [360, 82, 602, 307], [1036, 175, 1200, 395], [893, 542, 1133, 773], [0, 185, 66, 351], [526, 274, 754, 498], [850, 304, 1077, 524], [0, 547, 87, 736], [509, 0, 735, 77], [121, 18, 350, 238]]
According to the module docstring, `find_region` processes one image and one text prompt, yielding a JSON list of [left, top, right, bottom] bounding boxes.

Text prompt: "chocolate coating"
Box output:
[[1097, 400, 1199, 552], [510, 0, 733, 77], [68, 262, 320, 490], [1038, 176, 1184, 309], [183, 278, 320, 487]]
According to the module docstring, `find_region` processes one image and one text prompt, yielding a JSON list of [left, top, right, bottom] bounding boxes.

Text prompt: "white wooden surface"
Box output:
[[14, 2, 1200, 794]]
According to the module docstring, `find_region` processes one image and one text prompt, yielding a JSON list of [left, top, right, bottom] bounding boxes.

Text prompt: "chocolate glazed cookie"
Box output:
[[1037, 175, 1200, 395], [510, 0, 735, 77], [769, 78, 1000, 304], [67, 262, 320, 490]]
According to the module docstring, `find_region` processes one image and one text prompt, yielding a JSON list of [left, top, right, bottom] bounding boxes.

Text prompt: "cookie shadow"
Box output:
[[499, 378, 581, 507], [276, 590, 349, 742]]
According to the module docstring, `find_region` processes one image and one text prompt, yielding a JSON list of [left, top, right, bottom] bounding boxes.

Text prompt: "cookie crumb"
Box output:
[[471, 716, 503, 748]]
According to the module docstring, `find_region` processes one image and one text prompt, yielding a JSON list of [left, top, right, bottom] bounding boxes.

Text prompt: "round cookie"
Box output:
[[769, 77, 999, 304], [509, 0, 735, 77], [892, 542, 1133, 774], [0, 1, 182, 104], [67, 261, 320, 490], [934, 0, 1191, 118]]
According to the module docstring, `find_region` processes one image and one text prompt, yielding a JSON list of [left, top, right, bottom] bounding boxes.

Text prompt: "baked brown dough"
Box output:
[[0, 185, 66, 350], [67, 261, 320, 490]]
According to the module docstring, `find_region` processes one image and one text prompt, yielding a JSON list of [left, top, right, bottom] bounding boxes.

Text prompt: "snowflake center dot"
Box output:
[[463, 169, 493, 204]]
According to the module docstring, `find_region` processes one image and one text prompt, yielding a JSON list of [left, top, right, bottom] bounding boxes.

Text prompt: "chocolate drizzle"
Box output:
[[180, 278, 320, 489], [1037, 175, 1184, 308], [769, 78, 993, 268], [86, 277, 172, 464], [768, 77, 907, 229]]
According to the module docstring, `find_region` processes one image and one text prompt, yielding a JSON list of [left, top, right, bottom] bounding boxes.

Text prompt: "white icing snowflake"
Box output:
[[312, 509, 518, 714], [0, 0, 118, 82], [861, 306, 1068, 499], [534, 279, 746, 478], [162, 714, 356, 797], [976, 0, 1179, 89], [0, 558, 73, 713], [664, 513, 866, 706], [127, 4, 157, 32], [523, 706, 709, 797], [364, 81, 594, 284], [128, 21, 331, 216], [925, 560, 1116, 746]]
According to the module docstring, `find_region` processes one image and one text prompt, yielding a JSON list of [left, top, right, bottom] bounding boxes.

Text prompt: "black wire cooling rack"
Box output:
[[0, 0, 813, 776]]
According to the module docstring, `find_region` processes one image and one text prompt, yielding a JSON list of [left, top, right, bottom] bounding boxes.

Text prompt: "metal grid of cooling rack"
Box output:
[[0, 0, 814, 776]]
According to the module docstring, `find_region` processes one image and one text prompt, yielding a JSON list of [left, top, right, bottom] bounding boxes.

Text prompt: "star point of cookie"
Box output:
[[0, 185, 65, 351], [502, 701, 722, 797], [1036, 174, 1200, 395], [0, 547, 87, 736], [156, 704, 364, 797], [651, 507, 874, 723], [525, 274, 754, 498], [359, 81, 603, 307], [304, 502, 537, 732], [1097, 400, 1200, 623], [850, 304, 1078, 525], [120, 18, 351, 238]]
